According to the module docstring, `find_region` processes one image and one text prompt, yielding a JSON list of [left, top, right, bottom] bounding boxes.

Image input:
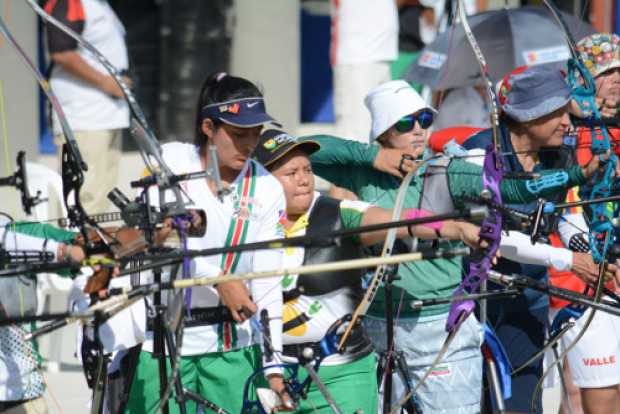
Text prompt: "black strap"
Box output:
[[282, 322, 372, 359], [283, 287, 302, 303], [0, 399, 29, 411], [107, 344, 142, 414], [283, 312, 310, 333], [147, 306, 234, 330]]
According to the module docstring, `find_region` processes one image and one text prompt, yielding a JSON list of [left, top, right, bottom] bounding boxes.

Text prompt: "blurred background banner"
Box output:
[[405, 5, 596, 90], [0, 0, 614, 159]]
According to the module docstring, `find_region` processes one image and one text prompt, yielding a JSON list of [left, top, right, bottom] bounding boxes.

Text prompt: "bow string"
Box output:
[[529, 1, 618, 411]]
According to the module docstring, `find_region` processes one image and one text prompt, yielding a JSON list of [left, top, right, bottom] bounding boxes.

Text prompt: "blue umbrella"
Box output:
[[406, 6, 596, 89]]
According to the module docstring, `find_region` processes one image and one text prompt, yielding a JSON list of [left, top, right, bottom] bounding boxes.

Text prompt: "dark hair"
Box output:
[[193, 72, 263, 147], [499, 113, 521, 131]]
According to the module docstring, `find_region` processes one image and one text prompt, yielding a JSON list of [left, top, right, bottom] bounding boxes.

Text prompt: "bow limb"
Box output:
[[337, 167, 417, 350], [23, 0, 150, 167], [0, 12, 97, 246], [533, 3, 616, 412], [391, 3, 505, 410], [24, 0, 196, 215], [0, 14, 84, 170], [0, 12, 122, 251], [446, 0, 503, 331]]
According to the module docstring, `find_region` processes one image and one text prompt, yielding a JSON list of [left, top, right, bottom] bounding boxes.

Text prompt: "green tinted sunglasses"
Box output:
[[394, 110, 434, 132]]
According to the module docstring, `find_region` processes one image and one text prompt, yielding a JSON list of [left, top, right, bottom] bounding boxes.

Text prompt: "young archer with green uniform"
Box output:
[[254, 129, 484, 413]]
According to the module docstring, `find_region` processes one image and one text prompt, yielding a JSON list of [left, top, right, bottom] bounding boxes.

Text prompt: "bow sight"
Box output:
[[527, 194, 620, 262], [0, 151, 45, 215]]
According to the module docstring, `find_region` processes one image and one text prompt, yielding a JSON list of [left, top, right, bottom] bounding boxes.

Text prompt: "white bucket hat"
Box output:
[[365, 80, 437, 142]]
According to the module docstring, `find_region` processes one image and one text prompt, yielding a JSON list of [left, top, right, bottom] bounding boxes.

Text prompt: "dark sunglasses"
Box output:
[[394, 110, 434, 132]]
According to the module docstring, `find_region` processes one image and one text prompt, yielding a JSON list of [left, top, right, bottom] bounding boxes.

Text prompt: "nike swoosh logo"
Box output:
[[247, 102, 259, 108]]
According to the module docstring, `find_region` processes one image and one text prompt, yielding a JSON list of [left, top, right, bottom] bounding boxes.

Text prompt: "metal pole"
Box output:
[[482, 345, 505, 413]]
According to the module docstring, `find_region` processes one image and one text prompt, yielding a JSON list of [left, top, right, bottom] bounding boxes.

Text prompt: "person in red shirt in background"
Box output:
[[547, 33, 620, 414]]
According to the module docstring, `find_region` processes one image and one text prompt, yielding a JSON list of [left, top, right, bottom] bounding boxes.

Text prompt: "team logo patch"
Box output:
[[234, 206, 251, 220], [232, 196, 259, 221], [219, 103, 240, 114], [264, 133, 297, 152], [263, 139, 277, 150]]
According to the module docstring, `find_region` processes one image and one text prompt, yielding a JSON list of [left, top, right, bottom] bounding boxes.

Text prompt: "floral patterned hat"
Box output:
[[576, 33, 620, 78]]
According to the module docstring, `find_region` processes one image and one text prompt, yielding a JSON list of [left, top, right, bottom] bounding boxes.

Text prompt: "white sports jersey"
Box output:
[[102, 143, 285, 374]]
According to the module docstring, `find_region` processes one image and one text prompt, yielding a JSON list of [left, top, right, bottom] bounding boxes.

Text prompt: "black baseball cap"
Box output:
[[254, 129, 321, 168]]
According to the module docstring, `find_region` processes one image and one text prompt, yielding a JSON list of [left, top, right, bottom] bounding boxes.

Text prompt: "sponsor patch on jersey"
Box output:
[[276, 209, 287, 236], [232, 196, 261, 221], [429, 364, 452, 378]]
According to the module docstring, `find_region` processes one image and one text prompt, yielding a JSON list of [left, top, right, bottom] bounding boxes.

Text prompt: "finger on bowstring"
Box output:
[[392, 166, 405, 179], [191, 211, 202, 228], [241, 304, 256, 318], [411, 146, 425, 159], [603, 267, 616, 282], [231, 309, 243, 323], [402, 159, 417, 174], [604, 261, 618, 273], [398, 154, 412, 176]]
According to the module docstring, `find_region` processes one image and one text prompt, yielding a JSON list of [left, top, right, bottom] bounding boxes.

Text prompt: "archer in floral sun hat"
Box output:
[[576, 33, 620, 78]]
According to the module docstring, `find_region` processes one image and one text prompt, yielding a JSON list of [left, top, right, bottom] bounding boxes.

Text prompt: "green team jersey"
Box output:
[[8, 222, 76, 243], [3, 221, 77, 278], [305, 135, 587, 317]]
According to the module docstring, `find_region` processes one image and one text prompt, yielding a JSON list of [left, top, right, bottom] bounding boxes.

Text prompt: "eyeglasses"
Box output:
[[394, 110, 434, 132]]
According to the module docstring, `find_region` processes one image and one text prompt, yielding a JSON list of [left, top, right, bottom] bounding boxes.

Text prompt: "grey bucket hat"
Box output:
[[497, 65, 571, 122]]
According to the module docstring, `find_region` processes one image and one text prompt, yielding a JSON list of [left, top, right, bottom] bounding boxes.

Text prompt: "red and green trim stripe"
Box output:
[[217, 163, 257, 351]]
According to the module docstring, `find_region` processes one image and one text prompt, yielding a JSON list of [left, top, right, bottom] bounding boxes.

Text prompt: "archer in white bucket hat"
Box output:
[[365, 80, 437, 142]]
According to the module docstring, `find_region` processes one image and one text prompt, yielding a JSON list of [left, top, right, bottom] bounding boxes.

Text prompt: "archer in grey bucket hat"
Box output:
[[497, 65, 571, 122]]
